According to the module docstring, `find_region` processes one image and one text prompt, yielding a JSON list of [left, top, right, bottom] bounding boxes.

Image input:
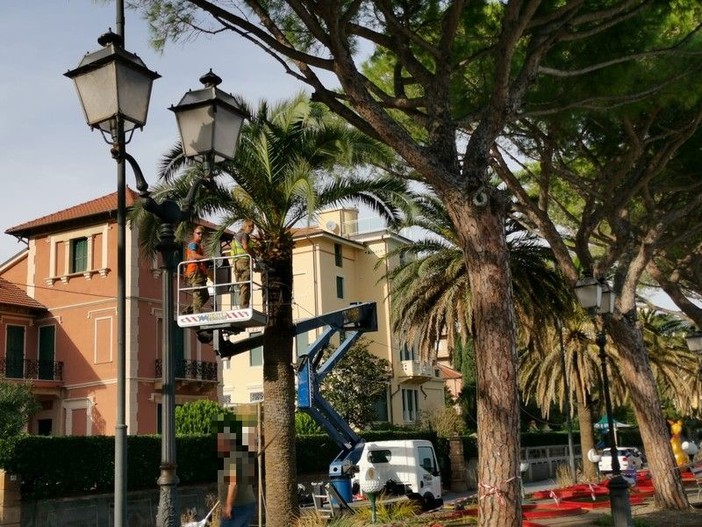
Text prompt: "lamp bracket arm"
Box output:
[[179, 176, 209, 221], [110, 145, 150, 197], [121, 152, 150, 197], [111, 147, 170, 222]]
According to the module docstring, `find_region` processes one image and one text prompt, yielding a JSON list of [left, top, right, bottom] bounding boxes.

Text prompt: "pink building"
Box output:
[[0, 190, 219, 436]]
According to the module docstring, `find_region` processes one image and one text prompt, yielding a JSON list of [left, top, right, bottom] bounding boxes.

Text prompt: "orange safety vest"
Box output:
[[185, 242, 208, 277]]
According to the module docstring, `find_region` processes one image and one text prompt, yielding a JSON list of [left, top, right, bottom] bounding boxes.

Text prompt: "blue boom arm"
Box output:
[[296, 303, 377, 481]]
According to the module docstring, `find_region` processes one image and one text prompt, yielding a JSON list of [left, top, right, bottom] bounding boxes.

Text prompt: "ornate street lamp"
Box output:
[[67, 29, 244, 527], [65, 30, 160, 141], [171, 69, 246, 163], [574, 275, 602, 311], [575, 276, 633, 527], [134, 71, 244, 527], [66, 28, 159, 527]]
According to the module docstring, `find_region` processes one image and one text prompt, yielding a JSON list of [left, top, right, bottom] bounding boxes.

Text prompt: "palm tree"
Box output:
[[388, 193, 573, 359], [520, 308, 701, 481], [387, 195, 611, 476], [136, 94, 416, 527], [639, 309, 701, 416], [519, 319, 605, 482]]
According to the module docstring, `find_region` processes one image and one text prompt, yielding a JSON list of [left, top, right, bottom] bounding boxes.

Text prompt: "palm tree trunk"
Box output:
[[452, 198, 521, 527], [608, 317, 690, 509], [261, 255, 299, 527], [574, 387, 598, 482]]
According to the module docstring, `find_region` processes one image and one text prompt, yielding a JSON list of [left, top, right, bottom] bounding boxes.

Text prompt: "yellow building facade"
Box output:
[[221, 208, 445, 426]]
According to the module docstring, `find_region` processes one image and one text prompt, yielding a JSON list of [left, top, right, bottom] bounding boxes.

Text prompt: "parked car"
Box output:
[[598, 447, 644, 473]]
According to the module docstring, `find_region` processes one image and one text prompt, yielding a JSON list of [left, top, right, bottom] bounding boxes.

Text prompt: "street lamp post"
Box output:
[[67, 31, 245, 527], [127, 70, 245, 527], [575, 277, 633, 527], [685, 330, 702, 410], [65, 28, 160, 527]]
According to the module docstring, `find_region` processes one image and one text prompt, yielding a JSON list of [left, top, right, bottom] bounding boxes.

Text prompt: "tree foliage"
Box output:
[[319, 338, 392, 430], [175, 399, 234, 435], [133, 0, 702, 519], [0, 382, 39, 438], [0, 382, 39, 466], [294, 411, 323, 435], [418, 405, 467, 439], [388, 192, 574, 358]]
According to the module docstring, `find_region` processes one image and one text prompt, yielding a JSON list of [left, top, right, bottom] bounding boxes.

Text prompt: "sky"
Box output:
[[0, 2, 682, 312], [0, 1, 315, 263]]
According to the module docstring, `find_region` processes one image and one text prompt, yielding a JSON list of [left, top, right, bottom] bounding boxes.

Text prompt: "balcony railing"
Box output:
[[0, 358, 64, 381], [155, 359, 218, 382], [399, 359, 436, 384]]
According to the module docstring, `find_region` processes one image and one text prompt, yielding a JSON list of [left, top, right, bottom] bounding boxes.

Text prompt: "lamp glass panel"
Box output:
[[686, 335, 702, 353], [575, 281, 601, 309], [598, 290, 615, 314], [211, 105, 244, 162], [176, 106, 215, 158], [115, 63, 155, 129], [73, 63, 119, 130]]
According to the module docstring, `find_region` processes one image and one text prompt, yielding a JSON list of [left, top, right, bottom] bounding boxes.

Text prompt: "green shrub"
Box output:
[[175, 400, 234, 435], [295, 412, 324, 435]]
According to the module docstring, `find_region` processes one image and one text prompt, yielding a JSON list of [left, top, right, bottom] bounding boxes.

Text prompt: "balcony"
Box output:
[[154, 359, 218, 391], [398, 359, 437, 384], [0, 358, 64, 382]]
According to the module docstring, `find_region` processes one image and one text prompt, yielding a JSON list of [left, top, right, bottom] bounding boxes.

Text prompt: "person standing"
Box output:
[[230, 219, 255, 308], [184, 227, 210, 313], [217, 424, 257, 527]]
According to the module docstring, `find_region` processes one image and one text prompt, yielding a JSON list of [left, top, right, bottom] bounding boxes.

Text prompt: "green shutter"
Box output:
[[38, 326, 56, 380], [6, 326, 25, 378], [71, 237, 88, 273]]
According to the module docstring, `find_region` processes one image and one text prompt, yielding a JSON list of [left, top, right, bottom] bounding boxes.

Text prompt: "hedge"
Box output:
[[2, 430, 585, 500], [2, 435, 217, 499]]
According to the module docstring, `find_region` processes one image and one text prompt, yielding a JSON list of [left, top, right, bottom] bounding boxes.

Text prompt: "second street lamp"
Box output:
[[575, 276, 633, 527]]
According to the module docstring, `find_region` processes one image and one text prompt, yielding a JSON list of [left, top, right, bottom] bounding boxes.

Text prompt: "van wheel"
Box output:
[[421, 492, 435, 511]]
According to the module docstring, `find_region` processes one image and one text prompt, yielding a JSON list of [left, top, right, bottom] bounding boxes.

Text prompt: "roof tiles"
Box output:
[[0, 277, 46, 311]]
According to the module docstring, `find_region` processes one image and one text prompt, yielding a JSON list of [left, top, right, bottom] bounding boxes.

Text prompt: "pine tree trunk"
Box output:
[[451, 197, 521, 527], [261, 255, 299, 527], [608, 316, 690, 510]]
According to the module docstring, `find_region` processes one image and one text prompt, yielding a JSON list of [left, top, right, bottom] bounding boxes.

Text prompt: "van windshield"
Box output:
[[418, 445, 437, 472]]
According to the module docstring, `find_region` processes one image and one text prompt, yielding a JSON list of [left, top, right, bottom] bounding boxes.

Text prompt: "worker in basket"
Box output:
[[183, 226, 210, 314], [225, 219, 256, 308]]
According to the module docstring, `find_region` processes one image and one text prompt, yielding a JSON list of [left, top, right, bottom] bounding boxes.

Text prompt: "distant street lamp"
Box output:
[[685, 330, 702, 354], [575, 276, 633, 527], [67, 31, 244, 527], [685, 329, 702, 403]]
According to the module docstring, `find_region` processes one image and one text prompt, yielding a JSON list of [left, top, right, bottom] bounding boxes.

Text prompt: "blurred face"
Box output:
[[217, 432, 235, 455], [194, 230, 204, 239]]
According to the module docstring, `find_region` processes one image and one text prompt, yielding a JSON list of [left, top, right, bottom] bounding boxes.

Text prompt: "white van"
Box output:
[[354, 440, 443, 509]]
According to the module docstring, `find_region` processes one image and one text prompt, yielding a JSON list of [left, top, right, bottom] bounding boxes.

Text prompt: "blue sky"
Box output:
[[0, 1, 312, 262]]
